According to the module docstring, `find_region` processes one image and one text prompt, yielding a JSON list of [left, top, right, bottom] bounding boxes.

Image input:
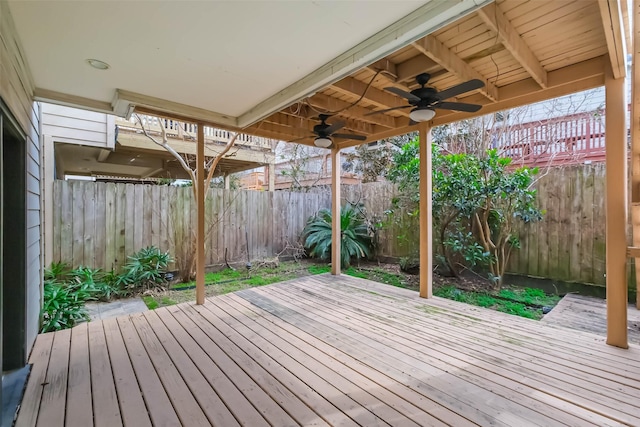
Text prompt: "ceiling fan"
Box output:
[[295, 114, 366, 148], [368, 73, 485, 124]]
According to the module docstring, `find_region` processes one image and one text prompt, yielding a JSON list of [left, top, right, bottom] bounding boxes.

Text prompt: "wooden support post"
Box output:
[[196, 123, 205, 305], [605, 68, 628, 348], [632, 0, 640, 309], [331, 147, 341, 275], [268, 163, 275, 192], [419, 123, 433, 298], [223, 173, 230, 190]]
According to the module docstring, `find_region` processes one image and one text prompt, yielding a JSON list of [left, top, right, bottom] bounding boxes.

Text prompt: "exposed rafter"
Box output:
[[412, 35, 499, 101], [329, 76, 411, 116], [598, 0, 628, 79], [395, 55, 439, 83], [476, 3, 548, 88], [302, 93, 399, 128]]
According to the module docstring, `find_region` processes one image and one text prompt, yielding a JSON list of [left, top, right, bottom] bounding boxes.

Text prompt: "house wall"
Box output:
[[1, 0, 41, 358], [42, 103, 114, 148]]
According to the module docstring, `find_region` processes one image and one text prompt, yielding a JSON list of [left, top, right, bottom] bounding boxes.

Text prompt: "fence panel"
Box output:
[[52, 181, 331, 271]]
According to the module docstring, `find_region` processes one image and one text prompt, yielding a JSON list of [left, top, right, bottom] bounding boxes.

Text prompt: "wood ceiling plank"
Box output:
[[477, 3, 548, 88], [412, 35, 499, 101], [598, 0, 627, 79]]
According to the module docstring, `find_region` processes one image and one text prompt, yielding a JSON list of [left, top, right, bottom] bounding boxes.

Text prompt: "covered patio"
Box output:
[[3, 0, 640, 424], [16, 275, 640, 426]]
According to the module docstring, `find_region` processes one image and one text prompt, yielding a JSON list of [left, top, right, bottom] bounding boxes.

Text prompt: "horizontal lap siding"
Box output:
[[1, 0, 42, 357]]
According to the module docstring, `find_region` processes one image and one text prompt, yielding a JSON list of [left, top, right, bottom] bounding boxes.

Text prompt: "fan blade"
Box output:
[[437, 79, 485, 100], [385, 87, 421, 102], [332, 133, 366, 141], [434, 101, 482, 113], [408, 119, 417, 126], [365, 105, 411, 116], [324, 120, 345, 135]]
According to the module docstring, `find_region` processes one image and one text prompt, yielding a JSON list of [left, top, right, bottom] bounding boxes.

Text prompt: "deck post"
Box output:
[[331, 146, 341, 275], [196, 123, 205, 305], [632, 0, 640, 309], [605, 66, 628, 348], [267, 163, 275, 191], [419, 122, 433, 298], [223, 172, 230, 190]]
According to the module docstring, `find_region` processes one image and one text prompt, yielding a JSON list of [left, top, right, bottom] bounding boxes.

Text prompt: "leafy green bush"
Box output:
[[41, 246, 172, 332], [118, 246, 172, 294], [302, 204, 372, 268]]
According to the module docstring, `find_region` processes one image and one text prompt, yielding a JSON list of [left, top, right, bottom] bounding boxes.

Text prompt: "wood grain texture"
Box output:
[[18, 275, 640, 426]]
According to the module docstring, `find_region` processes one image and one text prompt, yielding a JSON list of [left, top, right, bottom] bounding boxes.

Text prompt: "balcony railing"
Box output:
[[115, 115, 275, 150], [483, 111, 606, 167]]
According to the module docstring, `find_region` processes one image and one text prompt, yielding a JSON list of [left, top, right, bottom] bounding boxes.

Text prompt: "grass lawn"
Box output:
[[141, 260, 561, 320]]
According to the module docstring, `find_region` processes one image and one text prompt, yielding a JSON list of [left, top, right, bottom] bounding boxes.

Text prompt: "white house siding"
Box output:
[[1, 0, 41, 358], [42, 103, 114, 148]]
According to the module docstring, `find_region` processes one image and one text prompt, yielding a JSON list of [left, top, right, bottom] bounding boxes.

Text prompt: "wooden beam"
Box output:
[[196, 123, 205, 305], [419, 123, 433, 298], [396, 55, 440, 83], [305, 93, 398, 128], [331, 147, 341, 276], [330, 77, 411, 115], [412, 35, 499, 101], [598, 0, 628, 79], [117, 90, 237, 127], [605, 67, 628, 348], [627, 247, 640, 258], [632, 0, 640, 309], [338, 56, 608, 149], [476, 3, 548, 88], [34, 88, 113, 115]]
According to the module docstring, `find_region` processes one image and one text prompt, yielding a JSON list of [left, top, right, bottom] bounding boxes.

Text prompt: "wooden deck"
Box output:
[[15, 275, 640, 427], [541, 293, 640, 345]]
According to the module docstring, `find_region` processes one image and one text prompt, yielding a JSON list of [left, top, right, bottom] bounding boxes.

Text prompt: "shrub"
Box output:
[[118, 246, 172, 294], [302, 204, 372, 268]]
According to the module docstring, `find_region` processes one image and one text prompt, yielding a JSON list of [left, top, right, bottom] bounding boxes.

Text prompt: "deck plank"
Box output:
[[167, 304, 306, 426], [141, 309, 240, 426], [87, 319, 122, 427], [152, 306, 269, 426], [65, 323, 93, 427], [14, 333, 54, 427], [117, 316, 181, 427], [102, 318, 152, 427], [35, 328, 71, 427], [129, 313, 211, 427], [220, 293, 452, 427], [182, 302, 338, 426], [267, 280, 632, 426], [204, 295, 421, 427], [16, 275, 640, 427]]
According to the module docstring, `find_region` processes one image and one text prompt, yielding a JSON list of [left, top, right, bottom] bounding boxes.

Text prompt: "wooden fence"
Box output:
[[53, 165, 607, 286], [342, 166, 607, 286], [52, 181, 330, 271]]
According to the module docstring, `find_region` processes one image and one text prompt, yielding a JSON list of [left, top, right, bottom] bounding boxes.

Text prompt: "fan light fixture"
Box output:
[[409, 108, 436, 122], [314, 136, 332, 148]]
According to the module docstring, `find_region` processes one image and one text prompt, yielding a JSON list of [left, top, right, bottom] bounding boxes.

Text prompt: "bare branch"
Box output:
[[135, 114, 196, 183]]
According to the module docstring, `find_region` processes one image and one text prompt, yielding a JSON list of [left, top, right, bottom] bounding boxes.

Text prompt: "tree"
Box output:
[[386, 136, 542, 287], [136, 114, 241, 280]]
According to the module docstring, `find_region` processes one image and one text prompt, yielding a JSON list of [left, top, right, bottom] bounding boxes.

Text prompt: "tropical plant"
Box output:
[[302, 204, 372, 268], [119, 246, 172, 292], [41, 280, 89, 332]]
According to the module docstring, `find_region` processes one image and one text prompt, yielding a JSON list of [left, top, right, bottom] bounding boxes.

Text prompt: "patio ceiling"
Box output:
[[8, 0, 629, 149]]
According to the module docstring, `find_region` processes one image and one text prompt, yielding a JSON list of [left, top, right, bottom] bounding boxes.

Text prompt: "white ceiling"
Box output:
[[9, 0, 487, 127]]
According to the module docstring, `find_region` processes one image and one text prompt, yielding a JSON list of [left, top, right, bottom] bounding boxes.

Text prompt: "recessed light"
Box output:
[[86, 59, 110, 70]]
